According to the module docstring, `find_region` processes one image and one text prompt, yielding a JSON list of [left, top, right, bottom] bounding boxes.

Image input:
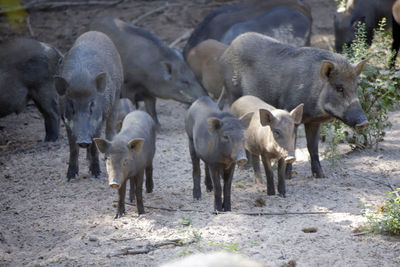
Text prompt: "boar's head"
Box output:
[[259, 104, 303, 163], [319, 58, 369, 130], [156, 51, 207, 104], [333, 11, 357, 53], [94, 137, 144, 189], [206, 112, 253, 167], [55, 72, 108, 148]]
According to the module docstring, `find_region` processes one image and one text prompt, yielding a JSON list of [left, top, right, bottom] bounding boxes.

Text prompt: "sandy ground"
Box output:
[[1, 0, 400, 266]]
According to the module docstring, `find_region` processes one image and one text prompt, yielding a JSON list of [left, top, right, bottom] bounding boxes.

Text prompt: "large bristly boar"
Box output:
[[0, 38, 62, 142], [220, 33, 369, 178], [185, 96, 253, 211], [88, 17, 207, 127], [186, 39, 228, 99], [183, 0, 311, 58], [221, 6, 311, 47], [55, 31, 123, 181], [231, 96, 303, 197], [94, 110, 156, 218], [334, 0, 394, 52]]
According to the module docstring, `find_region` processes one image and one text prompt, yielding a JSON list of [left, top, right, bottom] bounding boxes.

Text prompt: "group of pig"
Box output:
[[2, 0, 384, 218]]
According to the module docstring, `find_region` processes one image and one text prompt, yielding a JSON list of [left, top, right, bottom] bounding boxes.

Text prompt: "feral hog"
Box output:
[[220, 33, 369, 178], [392, 0, 400, 67], [231, 95, 303, 197], [55, 31, 123, 181], [186, 39, 228, 99], [94, 110, 156, 218], [183, 0, 311, 58], [334, 0, 395, 52], [88, 17, 206, 127], [185, 96, 253, 211], [0, 38, 62, 142]]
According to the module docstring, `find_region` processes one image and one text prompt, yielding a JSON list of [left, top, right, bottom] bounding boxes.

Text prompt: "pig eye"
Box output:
[[336, 86, 344, 93], [273, 130, 281, 137], [222, 135, 229, 142], [89, 101, 95, 114]]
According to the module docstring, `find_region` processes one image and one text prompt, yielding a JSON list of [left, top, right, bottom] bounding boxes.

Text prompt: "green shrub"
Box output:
[[362, 188, 400, 235], [322, 19, 400, 164]]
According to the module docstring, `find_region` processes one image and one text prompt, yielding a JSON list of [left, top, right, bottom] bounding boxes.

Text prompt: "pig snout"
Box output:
[[235, 150, 248, 166], [109, 177, 120, 189], [77, 139, 92, 148], [285, 151, 296, 164], [343, 107, 369, 130], [355, 120, 369, 130]]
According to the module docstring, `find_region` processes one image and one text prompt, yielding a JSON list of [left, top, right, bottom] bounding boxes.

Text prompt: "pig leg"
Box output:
[[250, 153, 263, 184], [277, 158, 287, 197], [209, 164, 223, 211], [305, 123, 324, 178], [66, 126, 79, 181], [391, 14, 400, 69], [189, 138, 202, 200], [143, 95, 160, 129], [285, 125, 298, 180], [134, 171, 145, 215], [222, 164, 235, 212], [31, 82, 60, 142], [261, 154, 275, 195], [115, 180, 127, 219], [89, 142, 101, 178], [105, 99, 118, 141], [145, 165, 153, 193], [129, 178, 135, 203], [204, 163, 213, 192]]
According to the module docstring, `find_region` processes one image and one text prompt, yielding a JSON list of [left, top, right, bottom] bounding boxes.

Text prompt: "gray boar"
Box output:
[[0, 38, 62, 142], [334, 0, 394, 52], [116, 98, 135, 132], [88, 17, 207, 127], [186, 39, 228, 99], [231, 95, 303, 197], [55, 31, 123, 181], [94, 110, 156, 218], [183, 0, 311, 58], [185, 96, 253, 211], [221, 6, 311, 47], [220, 33, 369, 178]]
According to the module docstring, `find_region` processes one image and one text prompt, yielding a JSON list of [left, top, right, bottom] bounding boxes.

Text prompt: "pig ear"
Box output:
[[54, 76, 69, 96], [239, 112, 254, 129], [206, 117, 222, 133], [259, 109, 274, 127], [96, 72, 107, 93], [290, 104, 304, 125], [353, 58, 368, 76], [128, 138, 144, 154], [161, 61, 173, 81], [93, 138, 110, 154], [320, 60, 335, 80]]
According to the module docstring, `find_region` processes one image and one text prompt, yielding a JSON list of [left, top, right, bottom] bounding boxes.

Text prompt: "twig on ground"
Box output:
[[27, 15, 34, 36], [131, 2, 180, 25], [0, 0, 123, 15], [352, 231, 368, 236], [386, 178, 400, 197], [169, 29, 192, 48], [122, 202, 332, 216], [106, 238, 196, 258]]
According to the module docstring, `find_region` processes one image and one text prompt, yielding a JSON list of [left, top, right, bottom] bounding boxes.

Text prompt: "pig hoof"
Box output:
[[313, 172, 325, 178], [91, 174, 102, 179], [279, 193, 286, 198], [267, 190, 276, 196], [193, 197, 201, 201], [206, 187, 213, 193]]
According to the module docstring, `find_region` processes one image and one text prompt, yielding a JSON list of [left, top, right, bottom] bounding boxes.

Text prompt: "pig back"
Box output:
[[222, 33, 352, 119], [119, 110, 156, 164]]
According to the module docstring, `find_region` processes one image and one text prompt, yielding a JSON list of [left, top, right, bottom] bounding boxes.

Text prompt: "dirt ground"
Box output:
[[1, 0, 400, 266]]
